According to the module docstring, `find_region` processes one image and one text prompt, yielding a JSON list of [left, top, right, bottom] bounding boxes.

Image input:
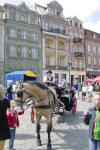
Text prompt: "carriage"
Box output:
[[55, 87, 77, 119]]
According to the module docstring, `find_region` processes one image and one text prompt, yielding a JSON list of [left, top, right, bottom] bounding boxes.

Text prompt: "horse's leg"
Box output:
[[46, 114, 52, 150], [36, 115, 42, 146]]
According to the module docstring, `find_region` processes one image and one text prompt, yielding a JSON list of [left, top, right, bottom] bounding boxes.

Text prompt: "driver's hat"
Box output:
[[47, 70, 52, 74]]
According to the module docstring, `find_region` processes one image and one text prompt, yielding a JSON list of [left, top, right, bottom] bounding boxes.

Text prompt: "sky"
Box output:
[[0, 0, 100, 33]]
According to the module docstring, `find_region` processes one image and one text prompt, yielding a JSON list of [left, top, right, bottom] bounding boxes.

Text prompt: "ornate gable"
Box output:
[[17, 2, 31, 13], [47, 1, 63, 10]]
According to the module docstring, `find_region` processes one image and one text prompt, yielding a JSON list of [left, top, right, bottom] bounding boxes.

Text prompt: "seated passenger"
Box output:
[[56, 74, 67, 96], [43, 70, 55, 86]]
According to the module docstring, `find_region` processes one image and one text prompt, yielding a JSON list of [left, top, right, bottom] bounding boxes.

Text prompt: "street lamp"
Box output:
[[68, 62, 72, 85]]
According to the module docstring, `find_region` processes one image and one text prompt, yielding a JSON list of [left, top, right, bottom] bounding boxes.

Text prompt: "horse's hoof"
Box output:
[[37, 140, 42, 146], [47, 144, 52, 150]]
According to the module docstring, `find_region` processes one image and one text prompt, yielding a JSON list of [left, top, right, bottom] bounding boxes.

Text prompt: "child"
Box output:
[[7, 100, 24, 150], [84, 93, 100, 150]]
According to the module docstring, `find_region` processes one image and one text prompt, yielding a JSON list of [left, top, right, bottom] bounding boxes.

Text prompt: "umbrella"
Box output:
[[84, 78, 93, 82], [92, 76, 100, 82]]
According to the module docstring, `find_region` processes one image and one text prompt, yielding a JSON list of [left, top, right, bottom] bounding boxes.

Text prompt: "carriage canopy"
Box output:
[[5, 71, 37, 87]]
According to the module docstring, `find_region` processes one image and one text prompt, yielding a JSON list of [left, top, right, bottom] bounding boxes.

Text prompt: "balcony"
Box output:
[[45, 28, 66, 36], [74, 52, 83, 58], [45, 65, 56, 70], [57, 49, 67, 55], [45, 47, 56, 54], [58, 66, 67, 70], [73, 38, 82, 43]]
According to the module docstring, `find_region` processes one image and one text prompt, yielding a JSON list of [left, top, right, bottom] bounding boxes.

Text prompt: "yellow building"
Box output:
[[38, 1, 69, 81]]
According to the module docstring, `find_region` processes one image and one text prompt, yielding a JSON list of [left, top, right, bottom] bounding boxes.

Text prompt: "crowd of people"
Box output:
[[82, 83, 94, 102]]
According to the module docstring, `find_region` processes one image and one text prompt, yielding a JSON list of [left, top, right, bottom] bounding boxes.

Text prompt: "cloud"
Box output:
[[83, 21, 100, 33]]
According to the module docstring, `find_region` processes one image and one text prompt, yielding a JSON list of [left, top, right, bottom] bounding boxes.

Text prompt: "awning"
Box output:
[[5, 71, 37, 87], [24, 71, 36, 77], [86, 71, 100, 76]]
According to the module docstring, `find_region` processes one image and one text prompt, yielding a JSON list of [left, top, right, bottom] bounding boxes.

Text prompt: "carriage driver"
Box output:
[[43, 70, 55, 86]]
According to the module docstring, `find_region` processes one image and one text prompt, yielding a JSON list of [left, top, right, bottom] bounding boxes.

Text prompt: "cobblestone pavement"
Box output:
[[5, 93, 94, 150]]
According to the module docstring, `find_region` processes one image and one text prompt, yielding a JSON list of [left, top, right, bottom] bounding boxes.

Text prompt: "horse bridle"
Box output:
[[14, 83, 49, 109]]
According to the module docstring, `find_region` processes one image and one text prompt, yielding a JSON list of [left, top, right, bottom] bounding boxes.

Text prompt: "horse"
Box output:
[[14, 81, 57, 150]]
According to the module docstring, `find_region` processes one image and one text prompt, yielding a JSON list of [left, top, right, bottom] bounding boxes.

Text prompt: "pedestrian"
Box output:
[[7, 83, 13, 100], [84, 93, 100, 150], [87, 83, 93, 102], [82, 84, 87, 101], [7, 100, 24, 150], [0, 84, 11, 150]]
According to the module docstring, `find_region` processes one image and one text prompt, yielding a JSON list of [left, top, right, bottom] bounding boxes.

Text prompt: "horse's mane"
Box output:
[[24, 81, 48, 90]]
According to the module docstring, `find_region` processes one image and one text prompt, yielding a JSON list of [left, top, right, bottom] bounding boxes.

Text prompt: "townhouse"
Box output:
[[85, 29, 100, 78], [36, 1, 69, 81], [3, 2, 43, 82]]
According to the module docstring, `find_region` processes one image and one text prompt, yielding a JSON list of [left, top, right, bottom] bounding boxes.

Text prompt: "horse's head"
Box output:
[[14, 87, 24, 107]]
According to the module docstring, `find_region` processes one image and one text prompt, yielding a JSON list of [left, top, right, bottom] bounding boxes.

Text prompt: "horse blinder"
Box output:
[[17, 89, 23, 98]]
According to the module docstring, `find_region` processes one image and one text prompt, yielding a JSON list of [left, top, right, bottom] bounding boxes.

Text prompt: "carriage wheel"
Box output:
[[31, 108, 34, 123], [72, 98, 77, 114]]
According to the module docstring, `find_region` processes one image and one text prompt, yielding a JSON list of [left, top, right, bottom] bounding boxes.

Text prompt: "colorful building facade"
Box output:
[[4, 2, 43, 81]]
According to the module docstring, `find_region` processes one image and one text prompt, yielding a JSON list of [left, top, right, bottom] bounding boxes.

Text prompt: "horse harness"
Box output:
[[15, 83, 56, 110]]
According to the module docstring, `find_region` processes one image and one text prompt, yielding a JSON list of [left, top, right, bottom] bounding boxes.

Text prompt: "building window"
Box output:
[[70, 20, 72, 26], [32, 48, 38, 59], [21, 30, 27, 40], [21, 15, 26, 22], [88, 56, 91, 64], [9, 45, 17, 57], [80, 24, 82, 29], [93, 33, 96, 38], [57, 11, 60, 17], [44, 22, 49, 30], [46, 56, 50, 65], [21, 47, 28, 58], [71, 60, 75, 67], [50, 9, 54, 15], [9, 28, 17, 38], [98, 47, 100, 54], [88, 44, 91, 52], [46, 41, 50, 48], [70, 32, 73, 39], [32, 32, 38, 41], [75, 22, 78, 28], [10, 12, 15, 20], [80, 34, 83, 38], [94, 57, 96, 65], [58, 57, 62, 66], [93, 45, 96, 53], [75, 32, 78, 38], [70, 45, 74, 53]]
